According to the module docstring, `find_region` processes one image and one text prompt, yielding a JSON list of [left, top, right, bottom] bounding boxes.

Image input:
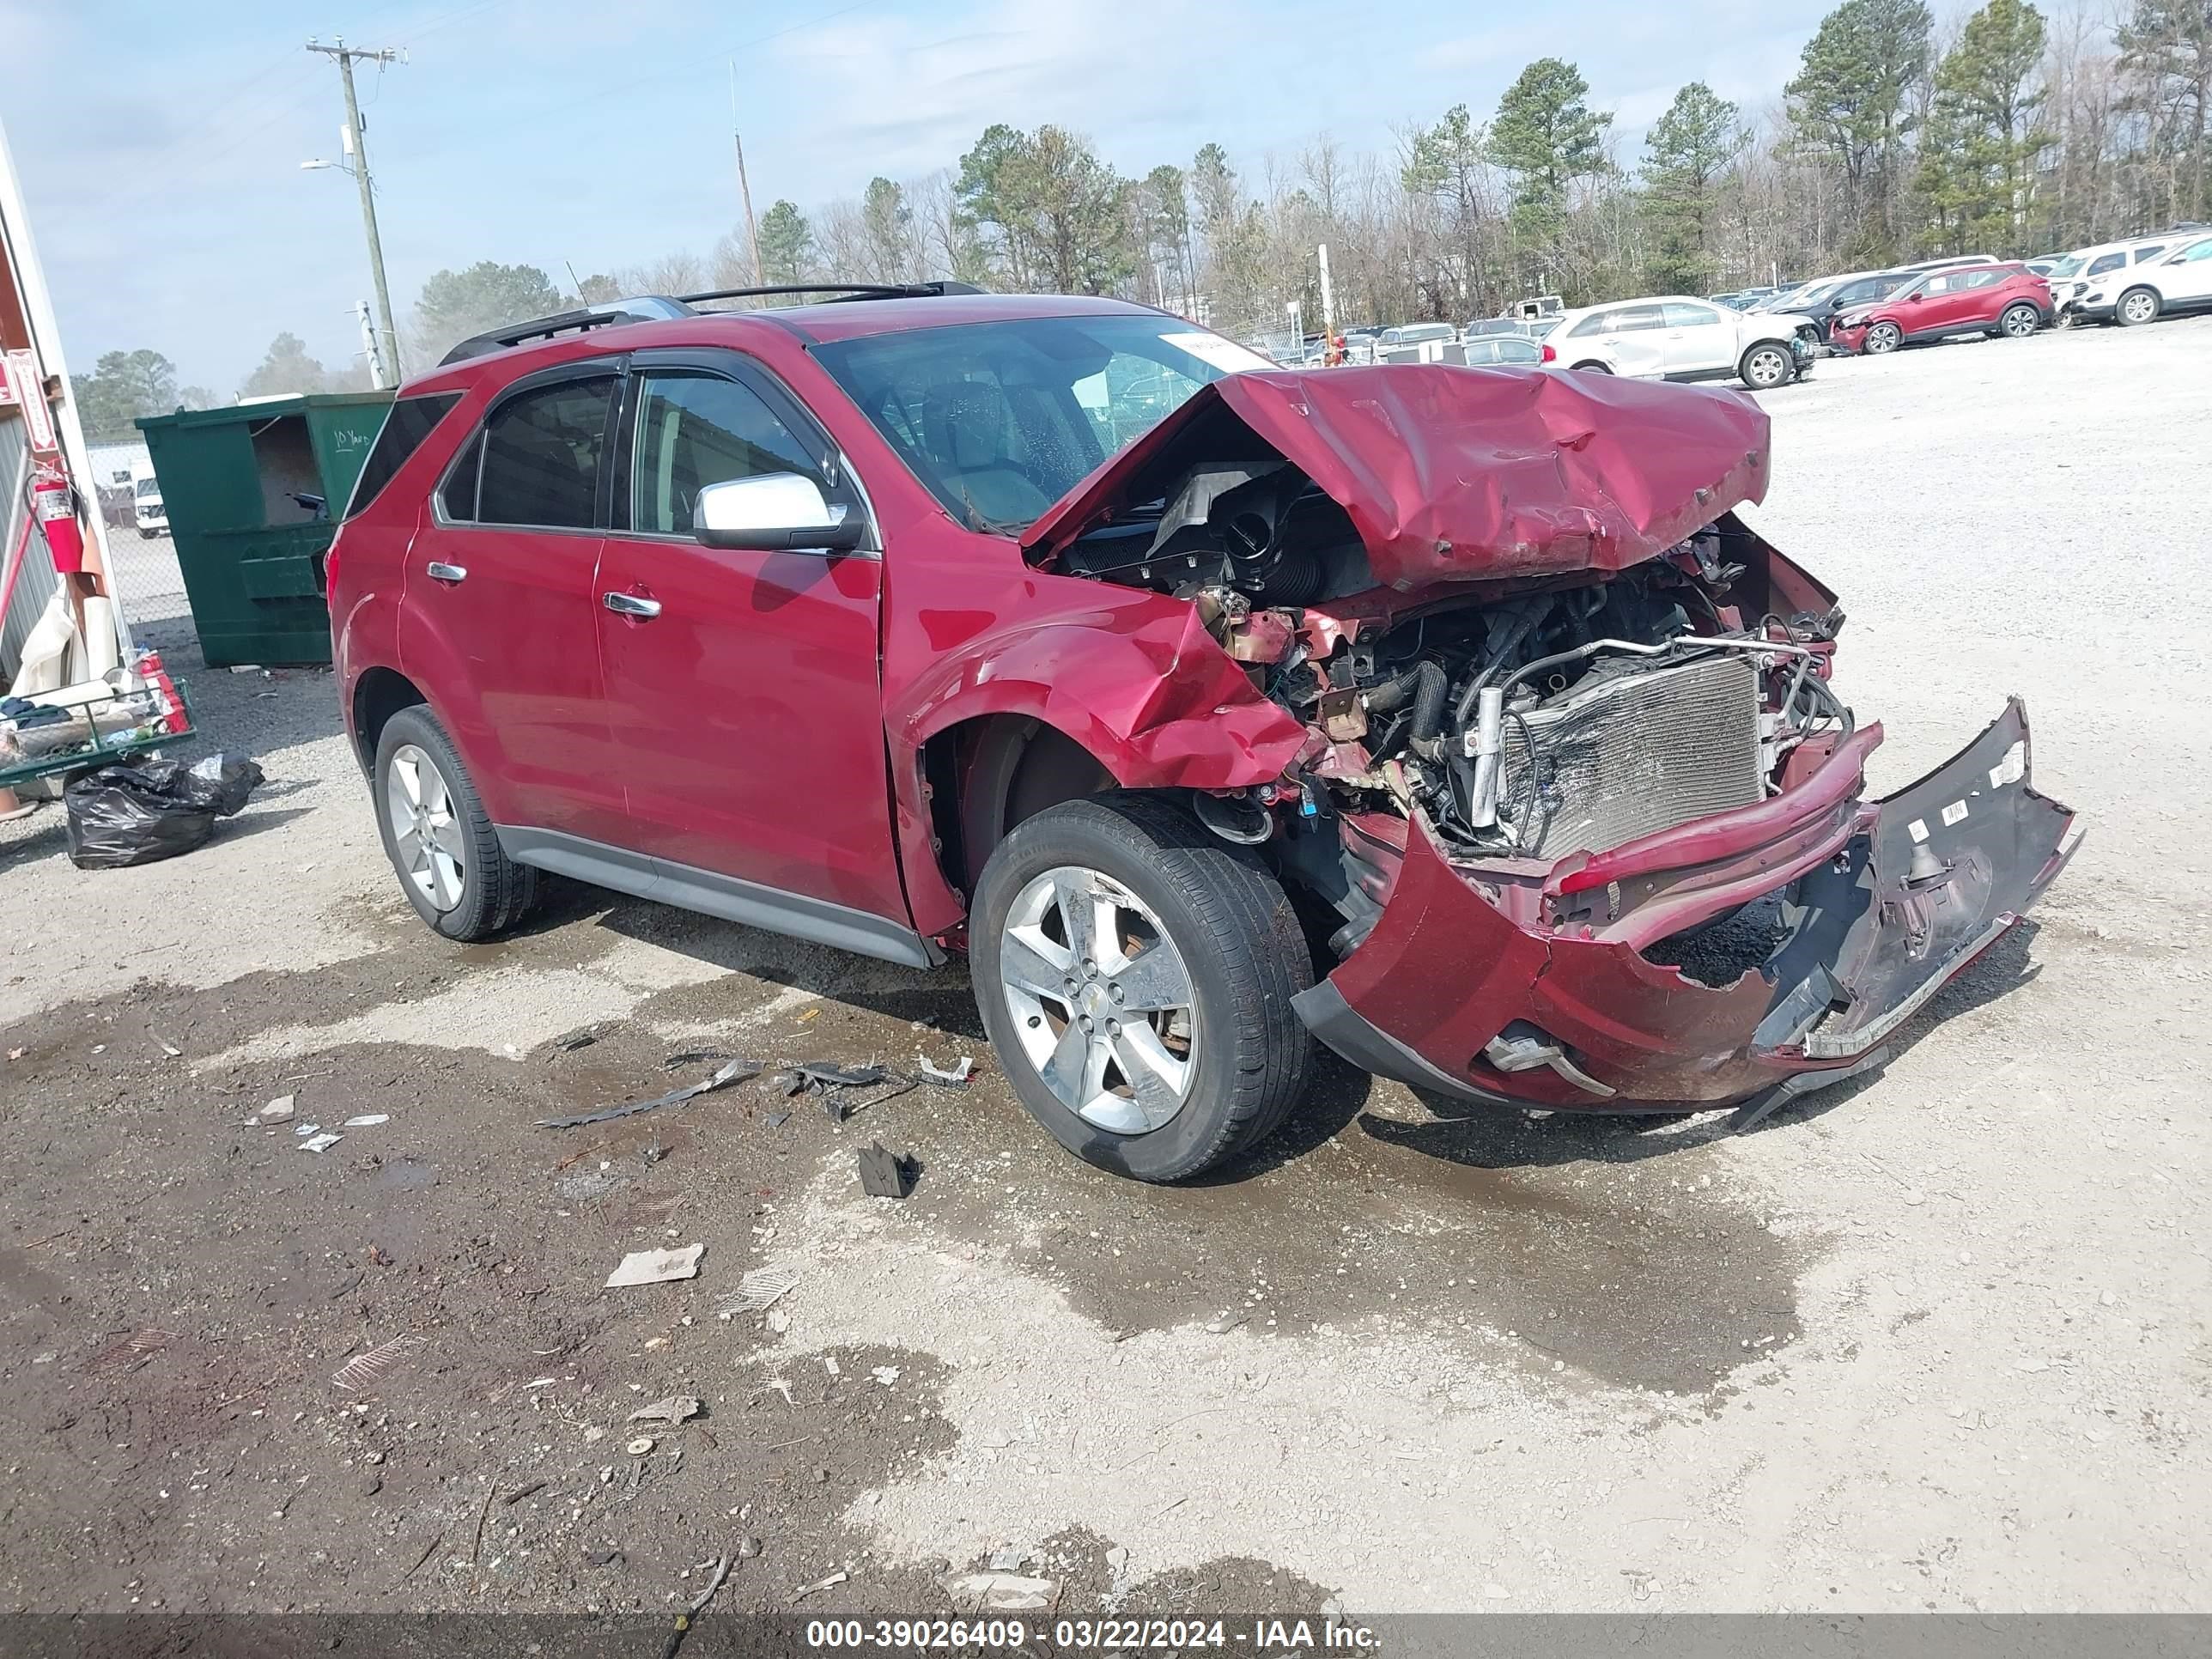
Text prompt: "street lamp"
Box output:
[[1286, 299, 1304, 364]]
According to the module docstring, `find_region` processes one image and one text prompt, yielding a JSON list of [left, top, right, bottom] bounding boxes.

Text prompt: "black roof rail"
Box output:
[[437, 282, 988, 366], [677, 281, 984, 307], [437, 296, 696, 366]]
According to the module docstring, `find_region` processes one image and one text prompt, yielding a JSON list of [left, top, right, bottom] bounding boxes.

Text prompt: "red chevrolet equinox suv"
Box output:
[[1829, 263, 2054, 355], [330, 285, 2075, 1182]]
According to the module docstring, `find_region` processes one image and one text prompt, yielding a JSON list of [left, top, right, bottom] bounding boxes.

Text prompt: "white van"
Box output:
[[130, 464, 167, 538]]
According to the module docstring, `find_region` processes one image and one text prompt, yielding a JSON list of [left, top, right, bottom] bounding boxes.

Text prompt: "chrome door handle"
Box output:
[[603, 591, 661, 619], [425, 562, 467, 584]]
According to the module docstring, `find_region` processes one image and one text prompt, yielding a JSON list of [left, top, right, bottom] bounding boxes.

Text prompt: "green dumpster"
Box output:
[[136, 392, 393, 666]]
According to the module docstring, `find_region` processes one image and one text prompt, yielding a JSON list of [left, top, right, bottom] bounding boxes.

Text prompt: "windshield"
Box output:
[[135, 477, 161, 498], [2045, 255, 2085, 278], [812, 313, 1271, 532]]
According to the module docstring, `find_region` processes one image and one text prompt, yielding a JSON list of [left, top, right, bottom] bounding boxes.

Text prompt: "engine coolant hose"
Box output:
[[1364, 659, 1449, 758]]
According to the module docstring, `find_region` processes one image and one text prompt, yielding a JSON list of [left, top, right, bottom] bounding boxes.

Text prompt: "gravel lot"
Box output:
[[2, 317, 2207, 1619]]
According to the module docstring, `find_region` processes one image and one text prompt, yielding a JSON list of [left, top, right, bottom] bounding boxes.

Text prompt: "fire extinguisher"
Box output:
[[29, 465, 86, 575]]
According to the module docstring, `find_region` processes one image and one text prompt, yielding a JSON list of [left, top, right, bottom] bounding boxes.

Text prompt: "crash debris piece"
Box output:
[[624, 1436, 657, 1456], [537, 1059, 762, 1130], [627, 1395, 702, 1425], [258, 1095, 295, 1123], [341, 1114, 388, 1127], [331, 1333, 424, 1392], [792, 1570, 850, 1601], [857, 1141, 918, 1200], [605, 1243, 703, 1288], [916, 1054, 974, 1085], [941, 1571, 1058, 1613], [716, 1263, 800, 1320], [297, 1133, 343, 1153]]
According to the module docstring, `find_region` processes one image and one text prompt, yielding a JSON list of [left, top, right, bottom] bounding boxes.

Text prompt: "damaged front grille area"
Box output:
[[1498, 653, 1765, 859]]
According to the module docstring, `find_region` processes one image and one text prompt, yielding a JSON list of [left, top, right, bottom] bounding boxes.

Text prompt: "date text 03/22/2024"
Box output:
[[801, 1617, 1382, 1650]]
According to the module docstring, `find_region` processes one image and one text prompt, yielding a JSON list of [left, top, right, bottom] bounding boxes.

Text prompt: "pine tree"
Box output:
[[1490, 58, 1612, 264], [1643, 83, 1746, 290], [1919, 0, 2051, 252], [1787, 0, 1936, 257]]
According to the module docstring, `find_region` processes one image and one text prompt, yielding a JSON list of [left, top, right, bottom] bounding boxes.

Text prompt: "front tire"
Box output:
[[969, 793, 1314, 1182], [1738, 343, 1793, 390], [1863, 321, 1903, 356], [373, 705, 538, 941], [2116, 288, 2160, 327]]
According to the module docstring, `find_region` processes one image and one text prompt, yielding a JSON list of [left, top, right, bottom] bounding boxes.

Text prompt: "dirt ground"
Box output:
[[2, 317, 2207, 1622]]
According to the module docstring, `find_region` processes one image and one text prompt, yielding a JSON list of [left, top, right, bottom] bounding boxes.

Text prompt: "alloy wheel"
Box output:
[[1866, 323, 1901, 355], [2002, 306, 2039, 337], [997, 865, 1197, 1135], [2120, 292, 2157, 325], [1744, 346, 1790, 388], [385, 743, 467, 912]]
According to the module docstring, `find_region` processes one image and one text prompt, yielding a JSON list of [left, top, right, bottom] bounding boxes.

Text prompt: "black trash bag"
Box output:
[[177, 752, 264, 817], [63, 753, 264, 870]]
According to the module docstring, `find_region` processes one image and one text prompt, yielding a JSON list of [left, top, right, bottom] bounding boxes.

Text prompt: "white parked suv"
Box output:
[[2054, 235, 2191, 322], [2081, 232, 2212, 325], [1540, 295, 1817, 389]]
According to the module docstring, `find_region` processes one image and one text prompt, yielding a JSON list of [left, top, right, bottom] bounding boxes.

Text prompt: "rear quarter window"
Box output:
[[344, 393, 461, 520]]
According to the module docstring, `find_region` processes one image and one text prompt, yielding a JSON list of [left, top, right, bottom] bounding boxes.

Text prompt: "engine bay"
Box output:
[[1058, 459, 1850, 880]]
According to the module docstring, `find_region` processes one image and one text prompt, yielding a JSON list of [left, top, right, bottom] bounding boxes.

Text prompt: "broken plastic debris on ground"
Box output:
[[535, 1058, 762, 1129], [605, 1243, 703, 1288], [716, 1263, 799, 1321]]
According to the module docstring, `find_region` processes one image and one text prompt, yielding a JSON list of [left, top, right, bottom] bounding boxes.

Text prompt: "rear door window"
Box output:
[[344, 392, 459, 520], [477, 376, 618, 530], [1605, 305, 1666, 333]]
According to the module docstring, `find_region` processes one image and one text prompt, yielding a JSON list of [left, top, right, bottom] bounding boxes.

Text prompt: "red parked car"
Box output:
[[328, 285, 2076, 1182], [1829, 263, 2054, 354]]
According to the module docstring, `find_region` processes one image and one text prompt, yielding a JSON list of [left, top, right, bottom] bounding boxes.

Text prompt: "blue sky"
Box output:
[[8, 0, 1833, 392]]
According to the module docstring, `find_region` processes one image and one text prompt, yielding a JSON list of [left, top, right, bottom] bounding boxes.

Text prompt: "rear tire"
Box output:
[[1738, 343, 1794, 390], [969, 793, 1314, 1183], [2116, 288, 2160, 327], [1999, 302, 2041, 338], [373, 705, 538, 942], [1863, 321, 1903, 356]]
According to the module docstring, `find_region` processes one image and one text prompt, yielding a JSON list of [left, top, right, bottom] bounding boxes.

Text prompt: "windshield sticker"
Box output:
[[1162, 331, 1276, 374]]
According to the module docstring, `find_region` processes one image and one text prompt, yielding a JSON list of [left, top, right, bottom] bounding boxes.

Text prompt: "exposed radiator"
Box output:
[[1499, 652, 1764, 858]]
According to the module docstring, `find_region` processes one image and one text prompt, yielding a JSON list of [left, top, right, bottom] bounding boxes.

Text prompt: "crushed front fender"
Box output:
[[1292, 697, 2077, 1112]]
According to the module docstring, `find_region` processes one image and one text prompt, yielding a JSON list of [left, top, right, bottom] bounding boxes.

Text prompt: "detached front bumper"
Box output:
[[1293, 699, 2077, 1115], [1829, 323, 1870, 355]]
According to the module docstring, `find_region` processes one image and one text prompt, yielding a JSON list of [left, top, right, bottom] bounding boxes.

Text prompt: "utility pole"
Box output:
[[731, 63, 763, 286], [307, 38, 404, 382]]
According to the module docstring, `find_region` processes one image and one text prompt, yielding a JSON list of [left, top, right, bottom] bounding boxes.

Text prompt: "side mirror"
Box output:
[[693, 473, 865, 551]]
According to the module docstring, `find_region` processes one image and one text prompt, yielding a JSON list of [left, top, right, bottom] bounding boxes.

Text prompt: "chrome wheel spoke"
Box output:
[[1112, 1024, 1188, 1126], [427, 814, 465, 861], [1001, 928, 1074, 1004], [1036, 1015, 1096, 1109], [1103, 941, 1190, 1013], [1050, 872, 1106, 964]]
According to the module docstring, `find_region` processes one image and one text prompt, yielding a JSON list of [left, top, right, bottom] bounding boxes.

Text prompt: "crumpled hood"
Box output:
[[1021, 365, 1771, 587]]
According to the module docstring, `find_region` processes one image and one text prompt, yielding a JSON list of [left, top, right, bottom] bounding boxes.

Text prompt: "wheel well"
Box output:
[[1570, 360, 1610, 373], [920, 715, 1115, 901], [2118, 284, 2156, 304], [351, 667, 427, 770]]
